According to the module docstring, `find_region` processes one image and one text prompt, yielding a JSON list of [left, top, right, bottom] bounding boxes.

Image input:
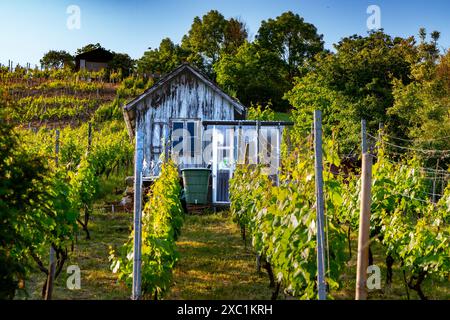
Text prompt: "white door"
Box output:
[[212, 125, 235, 203]]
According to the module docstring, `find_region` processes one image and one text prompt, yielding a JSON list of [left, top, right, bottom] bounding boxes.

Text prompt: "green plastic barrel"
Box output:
[[181, 168, 211, 205]]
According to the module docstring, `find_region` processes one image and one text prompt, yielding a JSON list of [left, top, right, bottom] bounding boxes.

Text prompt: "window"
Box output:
[[172, 121, 184, 157], [187, 122, 196, 158], [170, 120, 201, 165]]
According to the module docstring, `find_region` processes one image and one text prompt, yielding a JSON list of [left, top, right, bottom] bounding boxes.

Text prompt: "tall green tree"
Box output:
[[285, 30, 420, 151], [75, 43, 104, 55], [40, 50, 74, 70], [137, 38, 188, 76], [224, 18, 248, 54], [181, 10, 248, 76], [215, 41, 290, 111], [389, 45, 450, 167], [108, 53, 135, 78], [256, 11, 324, 81], [215, 11, 324, 112]]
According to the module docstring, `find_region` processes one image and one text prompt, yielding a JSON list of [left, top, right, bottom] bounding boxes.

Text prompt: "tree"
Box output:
[[181, 10, 248, 76], [256, 11, 324, 81], [419, 27, 427, 43], [431, 31, 441, 44], [137, 38, 188, 76], [285, 30, 420, 152], [182, 10, 227, 72], [76, 43, 104, 55], [108, 53, 135, 78], [284, 69, 350, 142], [389, 49, 450, 167], [40, 50, 74, 70], [215, 41, 290, 111], [224, 18, 248, 54], [321, 32, 416, 129]]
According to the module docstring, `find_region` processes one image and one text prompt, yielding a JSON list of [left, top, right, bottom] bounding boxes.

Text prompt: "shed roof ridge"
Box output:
[[123, 63, 245, 112], [75, 47, 114, 59]]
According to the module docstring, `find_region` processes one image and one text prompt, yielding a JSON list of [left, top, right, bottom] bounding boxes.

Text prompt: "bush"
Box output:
[[110, 161, 183, 299]]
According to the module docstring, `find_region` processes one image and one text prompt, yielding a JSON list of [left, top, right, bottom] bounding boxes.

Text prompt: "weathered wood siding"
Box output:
[[134, 69, 236, 176]]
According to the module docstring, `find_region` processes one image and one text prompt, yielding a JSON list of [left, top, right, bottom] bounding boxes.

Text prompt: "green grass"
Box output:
[[22, 208, 131, 300], [274, 111, 292, 122], [168, 214, 449, 300], [166, 213, 275, 300]]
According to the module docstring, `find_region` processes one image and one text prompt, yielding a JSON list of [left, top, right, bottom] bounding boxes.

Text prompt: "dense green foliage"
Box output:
[[0, 113, 77, 299], [285, 29, 449, 168], [343, 149, 450, 299], [181, 10, 248, 76], [40, 50, 74, 70], [214, 41, 290, 111], [230, 137, 348, 299], [110, 162, 184, 299], [230, 127, 450, 299], [388, 50, 450, 161], [246, 104, 276, 121], [0, 90, 133, 297], [137, 38, 188, 76], [135, 10, 324, 112], [1, 8, 449, 301], [215, 12, 324, 111], [256, 11, 324, 82]]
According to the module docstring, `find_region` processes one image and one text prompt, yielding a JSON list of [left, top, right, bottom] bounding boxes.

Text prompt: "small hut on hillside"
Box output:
[[75, 48, 114, 72]]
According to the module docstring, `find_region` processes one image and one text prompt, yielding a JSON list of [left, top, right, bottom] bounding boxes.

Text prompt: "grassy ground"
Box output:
[[166, 213, 275, 300], [22, 208, 131, 300], [169, 213, 449, 300], [335, 235, 450, 300], [21, 209, 449, 300]]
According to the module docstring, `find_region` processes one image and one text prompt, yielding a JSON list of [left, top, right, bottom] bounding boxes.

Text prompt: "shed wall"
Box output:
[[134, 69, 236, 176]]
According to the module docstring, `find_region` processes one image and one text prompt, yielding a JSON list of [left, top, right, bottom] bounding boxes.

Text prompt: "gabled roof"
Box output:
[[75, 48, 114, 62], [123, 63, 246, 138]]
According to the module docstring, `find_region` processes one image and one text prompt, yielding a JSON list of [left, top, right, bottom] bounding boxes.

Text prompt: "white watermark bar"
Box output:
[[66, 4, 81, 30], [167, 121, 293, 176], [367, 4, 381, 30]]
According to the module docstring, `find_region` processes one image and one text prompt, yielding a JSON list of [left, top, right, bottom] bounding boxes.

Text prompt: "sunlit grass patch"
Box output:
[[166, 213, 275, 300]]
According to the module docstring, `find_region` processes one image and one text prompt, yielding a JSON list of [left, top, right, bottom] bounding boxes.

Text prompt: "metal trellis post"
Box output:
[[361, 119, 367, 154], [314, 110, 327, 300], [132, 128, 144, 300]]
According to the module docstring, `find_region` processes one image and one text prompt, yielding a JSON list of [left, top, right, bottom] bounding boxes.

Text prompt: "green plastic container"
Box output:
[[181, 168, 211, 205]]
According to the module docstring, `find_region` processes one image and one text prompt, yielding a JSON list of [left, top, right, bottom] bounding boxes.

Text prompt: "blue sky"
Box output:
[[1, 0, 450, 66]]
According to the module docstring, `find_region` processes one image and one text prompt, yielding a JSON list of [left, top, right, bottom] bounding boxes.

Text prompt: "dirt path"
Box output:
[[167, 213, 274, 300]]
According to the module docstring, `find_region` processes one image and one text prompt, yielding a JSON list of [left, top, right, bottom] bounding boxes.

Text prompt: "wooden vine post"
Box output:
[[355, 152, 373, 300]]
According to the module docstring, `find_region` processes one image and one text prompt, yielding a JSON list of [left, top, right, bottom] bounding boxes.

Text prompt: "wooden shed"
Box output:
[[75, 48, 114, 72], [123, 63, 290, 204]]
